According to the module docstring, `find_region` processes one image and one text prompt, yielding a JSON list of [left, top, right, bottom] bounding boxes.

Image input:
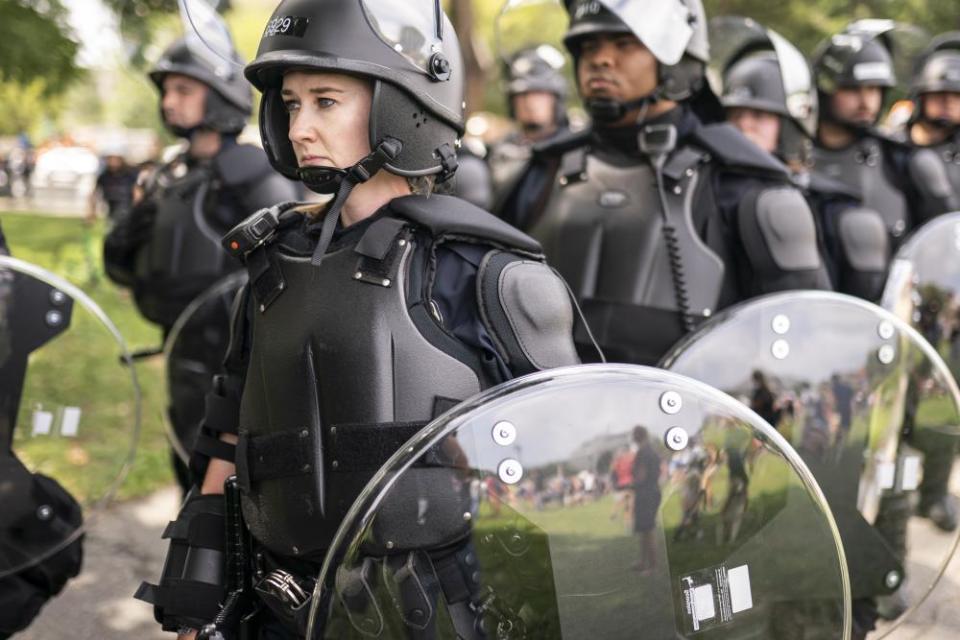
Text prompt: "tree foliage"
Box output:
[[0, 0, 82, 96]]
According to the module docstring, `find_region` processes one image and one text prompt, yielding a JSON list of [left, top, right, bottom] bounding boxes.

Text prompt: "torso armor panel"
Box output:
[[133, 158, 236, 326], [529, 144, 724, 365], [234, 199, 552, 559], [811, 137, 912, 246], [931, 137, 960, 197]]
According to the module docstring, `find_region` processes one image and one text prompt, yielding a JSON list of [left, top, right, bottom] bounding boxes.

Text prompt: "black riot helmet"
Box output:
[[149, 37, 252, 137], [911, 33, 960, 128], [245, 0, 465, 195], [505, 45, 568, 129], [718, 19, 817, 166], [812, 27, 896, 131], [562, 0, 716, 124]]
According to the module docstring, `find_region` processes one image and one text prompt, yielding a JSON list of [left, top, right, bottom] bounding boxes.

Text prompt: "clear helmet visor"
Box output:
[[663, 291, 960, 636], [595, 0, 693, 66], [178, 0, 244, 72], [305, 365, 850, 639], [0, 257, 140, 578], [359, 0, 450, 74], [162, 272, 246, 463], [709, 17, 816, 137]]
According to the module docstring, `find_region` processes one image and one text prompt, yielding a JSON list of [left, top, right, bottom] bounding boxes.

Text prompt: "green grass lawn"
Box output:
[[3, 211, 176, 500]]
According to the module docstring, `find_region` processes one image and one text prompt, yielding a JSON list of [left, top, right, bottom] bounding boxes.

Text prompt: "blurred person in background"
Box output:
[[103, 34, 298, 492], [86, 147, 138, 224]]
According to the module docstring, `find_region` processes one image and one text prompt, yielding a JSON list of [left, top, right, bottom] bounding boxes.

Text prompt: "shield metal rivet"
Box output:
[[36, 505, 53, 521], [386, 540, 395, 550], [492, 421, 516, 446], [463, 512, 472, 522], [772, 339, 790, 360], [45, 310, 63, 327], [660, 391, 682, 415], [665, 427, 689, 451], [878, 321, 894, 340], [772, 314, 790, 335], [498, 459, 523, 484], [49, 290, 67, 306], [354, 272, 363, 280], [885, 570, 901, 589], [878, 344, 895, 364]]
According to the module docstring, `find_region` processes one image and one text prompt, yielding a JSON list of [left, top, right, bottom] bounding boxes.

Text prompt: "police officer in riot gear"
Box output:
[[907, 32, 960, 220], [135, 1, 579, 637], [811, 23, 921, 251], [488, 45, 570, 209], [499, 0, 831, 366], [718, 21, 889, 301], [103, 35, 298, 490]]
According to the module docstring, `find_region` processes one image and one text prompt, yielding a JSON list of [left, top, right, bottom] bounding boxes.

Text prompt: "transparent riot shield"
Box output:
[[0, 256, 140, 578], [662, 291, 960, 636], [882, 212, 960, 545], [305, 365, 851, 639], [163, 271, 246, 463]]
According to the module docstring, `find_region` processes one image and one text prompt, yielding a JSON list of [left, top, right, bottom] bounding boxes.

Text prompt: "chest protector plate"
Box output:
[[932, 138, 960, 199], [812, 139, 911, 244], [133, 161, 234, 326], [237, 225, 483, 558], [529, 148, 724, 364]]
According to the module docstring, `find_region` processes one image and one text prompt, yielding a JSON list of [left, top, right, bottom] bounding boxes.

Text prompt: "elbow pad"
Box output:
[[134, 491, 226, 632]]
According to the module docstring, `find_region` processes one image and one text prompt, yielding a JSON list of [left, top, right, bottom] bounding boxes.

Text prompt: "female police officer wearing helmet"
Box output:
[[136, 1, 580, 638]]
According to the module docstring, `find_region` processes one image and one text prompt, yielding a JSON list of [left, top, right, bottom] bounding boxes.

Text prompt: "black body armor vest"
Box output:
[[132, 160, 237, 327], [811, 137, 912, 247], [234, 198, 546, 559], [530, 143, 725, 365], [931, 137, 960, 197]]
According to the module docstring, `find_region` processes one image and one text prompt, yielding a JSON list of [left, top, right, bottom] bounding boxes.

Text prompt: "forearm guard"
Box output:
[[135, 491, 227, 632]]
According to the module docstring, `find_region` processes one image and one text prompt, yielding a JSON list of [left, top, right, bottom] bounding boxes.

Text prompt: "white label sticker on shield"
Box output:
[[877, 461, 896, 490], [32, 409, 53, 436], [727, 565, 754, 614], [901, 456, 921, 491], [60, 407, 81, 437], [693, 584, 716, 621]]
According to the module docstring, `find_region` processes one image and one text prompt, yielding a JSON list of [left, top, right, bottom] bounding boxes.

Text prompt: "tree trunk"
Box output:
[[449, 0, 486, 115]]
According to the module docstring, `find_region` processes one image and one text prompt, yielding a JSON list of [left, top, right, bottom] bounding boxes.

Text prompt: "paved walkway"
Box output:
[[17, 487, 960, 639]]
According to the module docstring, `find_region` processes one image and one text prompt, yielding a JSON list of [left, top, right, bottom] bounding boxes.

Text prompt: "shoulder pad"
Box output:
[[806, 170, 862, 201], [477, 251, 579, 375], [213, 143, 274, 187], [689, 123, 790, 178], [389, 194, 543, 256], [531, 127, 592, 157]]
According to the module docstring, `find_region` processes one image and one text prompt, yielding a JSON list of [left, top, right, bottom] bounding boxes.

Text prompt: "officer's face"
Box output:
[[161, 74, 208, 130], [512, 91, 557, 138], [577, 33, 658, 121], [922, 92, 960, 126], [831, 86, 883, 126], [727, 107, 780, 154], [282, 71, 373, 170]]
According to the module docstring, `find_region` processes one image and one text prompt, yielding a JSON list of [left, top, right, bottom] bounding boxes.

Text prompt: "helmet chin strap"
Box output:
[[305, 138, 403, 267], [585, 93, 659, 125]]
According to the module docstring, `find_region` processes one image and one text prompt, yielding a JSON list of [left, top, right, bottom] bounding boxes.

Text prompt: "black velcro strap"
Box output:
[[194, 433, 237, 463], [356, 217, 407, 260], [331, 422, 426, 472], [433, 551, 471, 604], [240, 429, 314, 486], [202, 389, 240, 435], [662, 147, 706, 182], [247, 246, 286, 311]]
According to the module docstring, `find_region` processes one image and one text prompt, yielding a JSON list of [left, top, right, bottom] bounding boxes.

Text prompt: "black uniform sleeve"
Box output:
[[102, 197, 158, 286]]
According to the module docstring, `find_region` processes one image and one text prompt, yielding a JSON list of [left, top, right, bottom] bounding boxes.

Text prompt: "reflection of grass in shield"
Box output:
[[5, 212, 173, 500]]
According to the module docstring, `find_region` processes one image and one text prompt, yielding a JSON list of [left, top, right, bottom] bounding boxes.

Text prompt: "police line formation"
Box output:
[[3, 0, 960, 638]]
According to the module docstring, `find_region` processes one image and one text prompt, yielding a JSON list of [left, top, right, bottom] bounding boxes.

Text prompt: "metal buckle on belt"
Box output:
[[255, 568, 310, 609]]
